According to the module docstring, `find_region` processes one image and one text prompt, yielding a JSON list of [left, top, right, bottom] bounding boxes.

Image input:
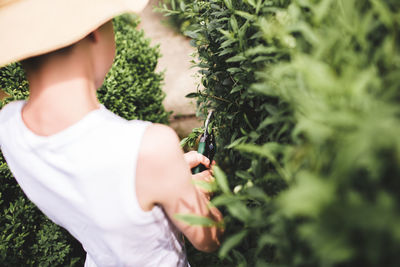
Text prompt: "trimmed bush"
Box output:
[[98, 14, 170, 124], [162, 0, 400, 266], [0, 14, 169, 266]]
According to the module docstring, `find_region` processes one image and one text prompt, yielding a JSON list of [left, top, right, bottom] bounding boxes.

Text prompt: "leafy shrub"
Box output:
[[162, 0, 400, 266], [0, 14, 168, 266], [162, 0, 293, 265], [156, 0, 194, 34], [98, 14, 170, 124]]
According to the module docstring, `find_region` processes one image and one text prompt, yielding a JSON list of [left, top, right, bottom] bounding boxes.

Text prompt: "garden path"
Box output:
[[139, 0, 202, 137]]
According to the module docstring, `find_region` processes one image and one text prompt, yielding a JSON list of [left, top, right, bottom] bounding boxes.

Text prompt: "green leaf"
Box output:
[[226, 54, 247, 63], [245, 0, 257, 9], [179, 1, 186, 12], [245, 45, 278, 56], [221, 38, 237, 49], [235, 170, 252, 180], [180, 137, 189, 147], [230, 86, 242, 94], [370, 0, 392, 27], [278, 172, 335, 218], [245, 187, 269, 202], [256, 233, 278, 255], [257, 116, 288, 130], [170, 0, 176, 10], [213, 166, 231, 194], [255, 0, 262, 13], [227, 200, 251, 222], [235, 143, 275, 161], [251, 83, 279, 96], [230, 15, 239, 33], [218, 48, 235, 56], [218, 29, 234, 40], [235, 10, 256, 21], [223, 0, 233, 10], [174, 214, 217, 227], [212, 195, 238, 206], [219, 230, 248, 258], [185, 92, 199, 98], [227, 67, 242, 74], [192, 180, 218, 193], [184, 31, 199, 39], [226, 136, 247, 149]]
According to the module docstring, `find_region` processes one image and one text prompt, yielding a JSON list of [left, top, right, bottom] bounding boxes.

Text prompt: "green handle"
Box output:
[[192, 141, 206, 174]]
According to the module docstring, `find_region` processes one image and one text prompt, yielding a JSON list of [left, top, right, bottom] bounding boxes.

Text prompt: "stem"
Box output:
[[200, 92, 231, 103]]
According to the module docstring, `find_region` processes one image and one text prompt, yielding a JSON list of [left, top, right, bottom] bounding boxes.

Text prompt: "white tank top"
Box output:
[[0, 100, 188, 267]]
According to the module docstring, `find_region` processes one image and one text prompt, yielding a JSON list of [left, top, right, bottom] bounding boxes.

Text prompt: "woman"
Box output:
[[0, 0, 223, 266]]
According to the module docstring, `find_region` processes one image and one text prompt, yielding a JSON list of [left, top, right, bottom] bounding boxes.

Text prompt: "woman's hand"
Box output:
[[183, 151, 215, 199], [137, 124, 224, 252], [183, 150, 210, 169]]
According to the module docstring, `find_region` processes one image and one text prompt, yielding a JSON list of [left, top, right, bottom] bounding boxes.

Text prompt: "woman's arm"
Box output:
[[135, 124, 224, 252]]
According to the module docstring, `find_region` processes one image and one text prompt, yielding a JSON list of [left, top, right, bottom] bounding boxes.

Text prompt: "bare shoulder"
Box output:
[[140, 123, 181, 157], [135, 123, 187, 210], [138, 123, 183, 180]]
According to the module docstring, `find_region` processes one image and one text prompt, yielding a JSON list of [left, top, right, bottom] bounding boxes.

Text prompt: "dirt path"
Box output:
[[139, 0, 202, 137]]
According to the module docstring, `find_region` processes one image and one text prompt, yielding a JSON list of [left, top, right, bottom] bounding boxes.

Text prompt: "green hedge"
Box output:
[[156, 0, 194, 34], [98, 14, 170, 123], [0, 14, 169, 266], [162, 0, 400, 266]]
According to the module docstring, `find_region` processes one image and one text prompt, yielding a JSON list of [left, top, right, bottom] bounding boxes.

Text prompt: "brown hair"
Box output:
[[21, 44, 74, 72]]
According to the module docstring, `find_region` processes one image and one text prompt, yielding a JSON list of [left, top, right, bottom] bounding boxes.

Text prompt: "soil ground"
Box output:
[[139, 0, 202, 138]]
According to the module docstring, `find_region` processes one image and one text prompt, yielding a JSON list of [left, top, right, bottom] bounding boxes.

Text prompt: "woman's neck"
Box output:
[[22, 54, 101, 136]]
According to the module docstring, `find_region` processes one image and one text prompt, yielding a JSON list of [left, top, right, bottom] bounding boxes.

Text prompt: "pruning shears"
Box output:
[[192, 111, 216, 174]]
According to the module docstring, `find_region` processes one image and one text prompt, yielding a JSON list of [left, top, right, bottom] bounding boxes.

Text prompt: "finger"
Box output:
[[197, 153, 210, 168], [192, 169, 213, 182], [210, 161, 216, 173], [184, 151, 210, 168], [209, 161, 217, 175], [183, 151, 198, 168]]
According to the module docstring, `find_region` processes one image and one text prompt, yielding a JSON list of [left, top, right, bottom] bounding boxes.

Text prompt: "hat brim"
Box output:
[[0, 0, 149, 67]]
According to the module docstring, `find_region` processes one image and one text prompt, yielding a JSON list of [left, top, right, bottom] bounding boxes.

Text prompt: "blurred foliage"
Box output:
[[0, 14, 168, 265], [162, 0, 400, 266]]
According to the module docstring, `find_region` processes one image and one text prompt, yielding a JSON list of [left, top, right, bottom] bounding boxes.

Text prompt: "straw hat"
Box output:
[[0, 0, 149, 67]]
